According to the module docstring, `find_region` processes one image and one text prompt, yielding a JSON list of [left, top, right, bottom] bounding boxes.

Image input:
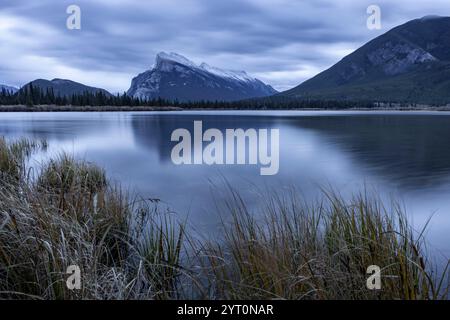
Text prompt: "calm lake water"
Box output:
[[1, 111, 449, 260]]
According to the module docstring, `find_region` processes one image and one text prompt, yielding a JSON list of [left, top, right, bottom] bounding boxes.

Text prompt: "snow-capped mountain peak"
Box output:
[[156, 52, 198, 69], [127, 52, 277, 102], [155, 52, 256, 82]]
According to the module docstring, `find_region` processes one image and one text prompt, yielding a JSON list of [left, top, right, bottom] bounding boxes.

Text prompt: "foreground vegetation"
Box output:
[[0, 138, 448, 300]]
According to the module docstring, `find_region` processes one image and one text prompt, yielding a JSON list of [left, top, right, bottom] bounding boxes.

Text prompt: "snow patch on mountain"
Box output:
[[157, 52, 198, 69], [199, 63, 255, 82], [155, 52, 257, 82]]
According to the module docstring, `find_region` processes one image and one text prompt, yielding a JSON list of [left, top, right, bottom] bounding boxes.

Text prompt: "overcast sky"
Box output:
[[1, 0, 449, 93]]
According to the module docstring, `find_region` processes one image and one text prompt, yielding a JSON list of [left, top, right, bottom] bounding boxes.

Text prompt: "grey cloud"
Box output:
[[1, 0, 450, 92]]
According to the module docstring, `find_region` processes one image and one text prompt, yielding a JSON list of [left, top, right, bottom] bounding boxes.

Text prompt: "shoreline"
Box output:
[[2, 104, 450, 112], [0, 105, 183, 112], [0, 105, 450, 113]]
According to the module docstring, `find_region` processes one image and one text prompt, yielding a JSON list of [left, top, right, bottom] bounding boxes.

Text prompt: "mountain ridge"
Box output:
[[20, 78, 112, 98], [282, 16, 450, 104]]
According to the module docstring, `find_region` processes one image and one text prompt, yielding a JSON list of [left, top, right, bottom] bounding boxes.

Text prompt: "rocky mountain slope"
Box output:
[[127, 52, 277, 102], [283, 16, 450, 104]]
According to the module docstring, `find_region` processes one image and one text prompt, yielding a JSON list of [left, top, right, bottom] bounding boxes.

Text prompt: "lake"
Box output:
[[1, 110, 449, 261]]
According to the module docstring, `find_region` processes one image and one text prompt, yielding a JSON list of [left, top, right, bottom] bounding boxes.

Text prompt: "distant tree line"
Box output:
[[180, 96, 377, 110], [0, 83, 380, 109], [0, 84, 172, 107]]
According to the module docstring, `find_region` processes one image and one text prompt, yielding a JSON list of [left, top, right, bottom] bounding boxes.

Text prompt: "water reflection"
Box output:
[[0, 111, 449, 256], [130, 113, 284, 163], [284, 114, 450, 190]]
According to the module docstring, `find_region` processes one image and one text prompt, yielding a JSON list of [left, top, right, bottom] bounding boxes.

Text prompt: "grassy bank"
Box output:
[[0, 138, 448, 300]]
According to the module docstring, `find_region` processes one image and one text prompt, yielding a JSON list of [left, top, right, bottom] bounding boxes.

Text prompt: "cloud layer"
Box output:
[[1, 0, 449, 93]]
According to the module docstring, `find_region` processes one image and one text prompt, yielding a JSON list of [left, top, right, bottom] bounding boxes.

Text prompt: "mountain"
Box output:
[[127, 52, 277, 102], [21, 79, 112, 97], [0, 85, 18, 94], [283, 16, 450, 104]]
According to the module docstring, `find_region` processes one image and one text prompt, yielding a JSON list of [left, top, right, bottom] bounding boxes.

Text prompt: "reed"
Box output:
[[203, 188, 449, 300], [0, 137, 186, 299]]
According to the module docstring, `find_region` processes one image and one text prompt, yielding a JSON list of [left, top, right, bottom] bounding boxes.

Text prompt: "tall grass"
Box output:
[[0, 137, 448, 300], [0, 137, 186, 299], [203, 188, 449, 300]]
